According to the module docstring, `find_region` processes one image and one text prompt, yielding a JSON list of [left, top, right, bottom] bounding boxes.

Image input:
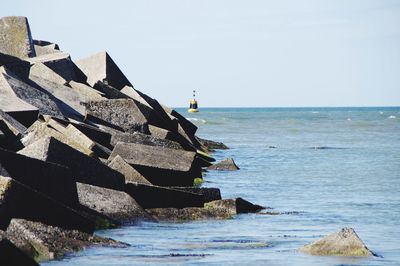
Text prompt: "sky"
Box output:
[[2, 0, 400, 107]]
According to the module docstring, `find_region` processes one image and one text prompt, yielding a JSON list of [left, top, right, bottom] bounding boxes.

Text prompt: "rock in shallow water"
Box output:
[[208, 158, 240, 171], [299, 227, 374, 257]]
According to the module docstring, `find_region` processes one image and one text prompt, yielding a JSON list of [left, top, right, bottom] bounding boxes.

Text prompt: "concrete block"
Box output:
[[109, 142, 201, 186], [68, 80, 106, 102], [108, 155, 151, 185], [169, 187, 221, 203], [0, 52, 31, 79], [29, 62, 67, 85], [27, 52, 76, 81], [208, 158, 240, 171], [0, 16, 35, 58], [18, 136, 125, 190], [85, 99, 149, 134], [75, 51, 132, 90], [111, 132, 184, 150], [204, 198, 265, 214], [0, 231, 39, 266], [125, 183, 204, 209], [0, 176, 94, 233]]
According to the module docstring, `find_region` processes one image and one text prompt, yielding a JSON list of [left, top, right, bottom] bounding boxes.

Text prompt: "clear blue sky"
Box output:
[[3, 0, 400, 107]]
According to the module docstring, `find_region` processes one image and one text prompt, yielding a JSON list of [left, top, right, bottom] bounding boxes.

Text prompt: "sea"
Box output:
[[43, 107, 400, 266]]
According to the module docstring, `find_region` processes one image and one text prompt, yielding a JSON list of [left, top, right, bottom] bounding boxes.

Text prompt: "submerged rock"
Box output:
[[205, 198, 265, 214], [196, 137, 229, 150], [208, 158, 240, 171], [299, 228, 374, 257], [6, 219, 127, 262]]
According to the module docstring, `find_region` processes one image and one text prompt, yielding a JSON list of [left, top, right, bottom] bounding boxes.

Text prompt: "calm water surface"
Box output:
[[44, 107, 400, 266]]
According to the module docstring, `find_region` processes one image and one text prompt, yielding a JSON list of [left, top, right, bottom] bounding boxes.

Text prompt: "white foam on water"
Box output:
[[186, 117, 207, 123], [388, 115, 396, 119], [347, 118, 351, 121], [311, 111, 319, 114], [379, 111, 384, 115]]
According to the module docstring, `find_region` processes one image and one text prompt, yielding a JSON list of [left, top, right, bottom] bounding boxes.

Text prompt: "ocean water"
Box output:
[[43, 107, 400, 266]]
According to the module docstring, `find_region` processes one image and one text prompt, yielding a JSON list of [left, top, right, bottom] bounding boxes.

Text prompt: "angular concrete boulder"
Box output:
[[169, 187, 221, 203], [0, 231, 39, 266], [149, 125, 196, 151], [77, 183, 152, 224], [29, 62, 67, 85], [0, 147, 79, 208], [111, 132, 184, 150], [204, 198, 265, 215], [6, 219, 125, 262], [109, 142, 201, 186], [0, 16, 35, 58], [75, 51, 132, 90], [27, 52, 76, 81], [125, 183, 205, 209], [33, 39, 60, 57], [69, 80, 106, 102], [208, 158, 240, 171], [197, 137, 229, 150], [146, 207, 234, 222], [299, 228, 374, 257], [85, 99, 149, 134], [162, 105, 198, 136], [18, 136, 125, 191], [108, 155, 152, 185], [0, 108, 27, 149], [0, 52, 31, 79], [0, 176, 94, 233]]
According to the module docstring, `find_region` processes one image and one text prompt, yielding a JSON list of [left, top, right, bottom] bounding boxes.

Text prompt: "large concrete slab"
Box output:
[[77, 183, 152, 224], [0, 52, 31, 79], [18, 136, 125, 190], [27, 52, 76, 81], [149, 125, 196, 151], [68, 80, 106, 102], [85, 99, 149, 134], [29, 62, 67, 85], [108, 155, 151, 185], [0, 16, 35, 58], [0, 231, 39, 266], [125, 183, 204, 209], [6, 219, 124, 262], [169, 187, 221, 203], [109, 142, 201, 186], [0, 147, 79, 208], [0, 176, 94, 233], [33, 39, 61, 57], [75, 51, 132, 90], [110, 132, 184, 150]]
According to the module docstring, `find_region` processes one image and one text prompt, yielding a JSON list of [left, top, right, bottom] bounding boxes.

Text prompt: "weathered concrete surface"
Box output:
[[121, 86, 152, 108], [0, 230, 39, 266], [204, 198, 265, 215], [0, 147, 79, 208], [64, 124, 96, 150], [197, 137, 229, 150], [33, 40, 60, 57], [18, 136, 125, 191], [162, 105, 198, 136], [6, 219, 126, 262], [0, 111, 27, 149], [69, 80, 106, 102], [0, 176, 94, 233], [20, 120, 94, 156], [149, 125, 196, 151], [29, 75, 85, 118], [0, 68, 39, 126], [85, 99, 149, 134], [169, 187, 221, 203], [208, 158, 240, 171], [299, 228, 374, 257], [0, 52, 31, 79], [27, 52, 76, 81], [146, 207, 233, 222], [109, 142, 201, 186], [111, 132, 184, 150], [77, 183, 152, 224], [0, 16, 35, 58], [108, 155, 152, 185], [0, 67, 65, 122], [75, 51, 132, 90], [125, 183, 205, 209], [93, 80, 130, 99], [29, 62, 67, 85]]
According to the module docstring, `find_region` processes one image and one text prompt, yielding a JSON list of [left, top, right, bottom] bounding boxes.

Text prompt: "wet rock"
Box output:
[[6, 219, 126, 262], [18, 136, 125, 191], [108, 155, 152, 185], [0, 16, 35, 58], [204, 198, 265, 214], [76, 183, 152, 224], [169, 187, 221, 203], [0, 176, 94, 233], [208, 158, 239, 171], [75, 51, 132, 90], [110, 142, 201, 186], [0, 147, 79, 208], [299, 228, 374, 257], [111, 132, 184, 150], [197, 137, 229, 150], [29, 62, 67, 85], [125, 183, 204, 209], [85, 99, 149, 134], [146, 207, 233, 222], [27, 52, 76, 81], [0, 230, 39, 266]]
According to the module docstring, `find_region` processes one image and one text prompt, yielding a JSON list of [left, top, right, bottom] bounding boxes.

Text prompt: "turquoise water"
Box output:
[[43, 107, 400, 265]]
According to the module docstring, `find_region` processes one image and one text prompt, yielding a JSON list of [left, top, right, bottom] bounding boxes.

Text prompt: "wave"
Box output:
[[186, 117, 207, 123], [388, 115, 396, 119]]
